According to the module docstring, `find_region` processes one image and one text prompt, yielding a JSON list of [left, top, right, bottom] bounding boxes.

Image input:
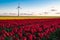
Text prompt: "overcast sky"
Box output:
[[0, 0, 60, 13]]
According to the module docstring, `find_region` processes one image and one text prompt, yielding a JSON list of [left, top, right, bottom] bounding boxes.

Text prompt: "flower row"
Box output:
[[0, 19, 60, 40]]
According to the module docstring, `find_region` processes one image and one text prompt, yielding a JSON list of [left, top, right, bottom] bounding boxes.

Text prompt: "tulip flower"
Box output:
[[0, 19, 60, 40]]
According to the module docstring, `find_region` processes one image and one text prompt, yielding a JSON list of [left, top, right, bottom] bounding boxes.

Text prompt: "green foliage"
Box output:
[[41, 37, 47, 40], [4, 28, 12, 32], [5, 36, 13, 40], [0, 27, 2, 31], [48, 28, 60, 40], [15, 33, 19, 38]]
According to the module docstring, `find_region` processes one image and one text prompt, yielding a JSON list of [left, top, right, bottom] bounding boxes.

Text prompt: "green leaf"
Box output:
[[48, 28, 60, 40], [0, 28, 2, 31], [4, 28, 12, 32], [5, 37, 13, 40], [41, 37, 47, 40], [15, 33, 19, 38]]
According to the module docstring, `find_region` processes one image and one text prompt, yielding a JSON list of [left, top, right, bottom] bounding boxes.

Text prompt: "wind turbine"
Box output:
[[17, 3, 22, 16]]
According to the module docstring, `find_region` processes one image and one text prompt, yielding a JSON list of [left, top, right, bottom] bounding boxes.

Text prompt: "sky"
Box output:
[[0, 0, 60, 14]]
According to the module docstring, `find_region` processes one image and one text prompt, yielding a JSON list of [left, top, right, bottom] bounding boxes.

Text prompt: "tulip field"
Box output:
[[0, 18, 60, 40]]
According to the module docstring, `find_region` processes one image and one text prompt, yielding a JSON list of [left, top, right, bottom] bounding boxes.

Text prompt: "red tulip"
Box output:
[[4, 24, 10, 28], [44, 29, 50, 36], [27, 34, 33, 40], [31, 28, 37, 34], [33, 35, 36, 40], [17, 28, 23, 33], [12, 27, 18, 33], [50, 27, 55, 33], [38, 27, 42, 32], [22, 37, 27, 40], [18, 32, 22, 38], [8, 31, 14, 36], [38, 33, 44, 38], [0, 36, 4, 40], [15, 38, 19, 40]]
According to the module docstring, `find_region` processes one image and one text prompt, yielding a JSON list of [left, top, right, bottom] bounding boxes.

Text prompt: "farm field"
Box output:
[[0, 16, 60, 20], [0, 18, 60, 40]]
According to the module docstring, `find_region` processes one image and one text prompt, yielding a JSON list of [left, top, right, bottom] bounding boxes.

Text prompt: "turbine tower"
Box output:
[[17, 3, 22, 16]]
